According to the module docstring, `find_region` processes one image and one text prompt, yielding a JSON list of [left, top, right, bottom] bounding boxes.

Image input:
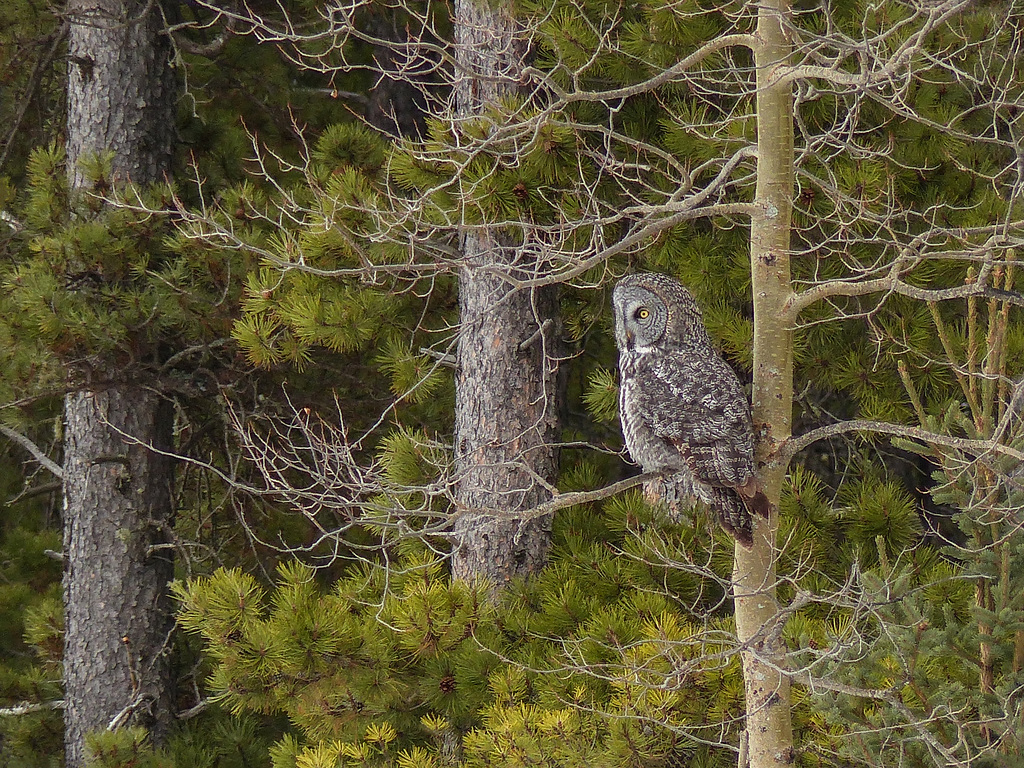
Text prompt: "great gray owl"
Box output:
[[612, 272, 770, 546]]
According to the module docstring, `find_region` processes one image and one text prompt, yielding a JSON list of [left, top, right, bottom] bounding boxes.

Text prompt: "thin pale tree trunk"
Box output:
[[733, 0, 796, 765], [450, 0, 560, 585], [63, 0, 177, 764]]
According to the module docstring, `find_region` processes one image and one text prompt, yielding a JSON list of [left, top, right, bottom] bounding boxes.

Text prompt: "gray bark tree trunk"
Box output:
[[62, 390, 175, 766], [449, 0, 560, 585], [63, 0, 177, 764], [66, 0, 176, 187]]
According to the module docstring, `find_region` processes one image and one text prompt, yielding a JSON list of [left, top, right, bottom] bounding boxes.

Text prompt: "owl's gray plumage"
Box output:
[[612, 272, 769, 546]]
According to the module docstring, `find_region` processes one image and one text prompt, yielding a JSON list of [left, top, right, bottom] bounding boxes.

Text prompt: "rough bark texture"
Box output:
[[450, 0, 560, 585], [451, 262, 560, 584], [733, 0, 796, 765], [66, 0, 176, 187], [63, 389, 175, 768], [63, 1, 177, 765]]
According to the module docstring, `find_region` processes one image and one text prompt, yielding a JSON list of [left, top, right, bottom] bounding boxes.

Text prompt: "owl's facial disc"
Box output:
[[624, 295, 662, 350], [614, 282, 666, 352], [626, 305, 651, 345]]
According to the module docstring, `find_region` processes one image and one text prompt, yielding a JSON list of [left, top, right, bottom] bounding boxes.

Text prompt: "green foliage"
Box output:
[[1, 3, 394, 766], [0, 458, 64, 768], [581, 367, 618, 424], [313, 124, 388, 174], [0, 0, 63, 183], [1, 143, 258, 391], [171, 0, 1024, 761], [176, 492, 762, 767], [376, 342, 451, 407], [85, 728, 173, 768], [4, 0, 1023, 765], [838, 481, 923, 567], [184, 457, 1024, 767], [165, 712, 277, 768]]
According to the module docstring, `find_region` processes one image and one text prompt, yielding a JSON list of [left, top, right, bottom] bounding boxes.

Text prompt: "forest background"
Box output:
[[1, 0, 1023, 767]]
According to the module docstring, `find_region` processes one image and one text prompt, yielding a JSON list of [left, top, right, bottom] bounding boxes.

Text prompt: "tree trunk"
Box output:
[[63, 389, 176, 767], [449, 0, 560, 585], [451, 262, 560, 584], [66, 0, 176, 187], [733, 0, 796, 765], [63, 1, 177, 764]]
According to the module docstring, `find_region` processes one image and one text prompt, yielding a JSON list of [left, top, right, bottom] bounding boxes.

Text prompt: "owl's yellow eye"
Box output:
[[636, 307, 650, 320]]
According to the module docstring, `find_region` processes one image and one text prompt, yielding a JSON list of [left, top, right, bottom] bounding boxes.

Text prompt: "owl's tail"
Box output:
[[734, 476, 772, 519], [649, 473, 771, 549], [713, 479, 773, 549], [710, 487, 753, 548]]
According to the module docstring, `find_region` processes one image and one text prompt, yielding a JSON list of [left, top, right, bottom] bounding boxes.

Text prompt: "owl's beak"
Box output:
[[625, 329, 634, 344]]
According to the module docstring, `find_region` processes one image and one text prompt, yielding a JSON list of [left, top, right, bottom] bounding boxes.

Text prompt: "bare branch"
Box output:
[[0, 700, 65, 717], [779, 419, 1024, 468], [480, 471, 664, 523], [165, 11, 238, 58], [539, 33, 758, 103], [176, 699, 209, 720], [784, 241, 1024, 321], [0, 424, 64, 479]]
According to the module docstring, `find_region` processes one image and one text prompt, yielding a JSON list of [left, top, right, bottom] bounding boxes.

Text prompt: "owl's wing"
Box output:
[[632, 350, 756, 487]]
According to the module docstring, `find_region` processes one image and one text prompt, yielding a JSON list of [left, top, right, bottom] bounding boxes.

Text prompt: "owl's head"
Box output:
[[612, 273, 710, 352]]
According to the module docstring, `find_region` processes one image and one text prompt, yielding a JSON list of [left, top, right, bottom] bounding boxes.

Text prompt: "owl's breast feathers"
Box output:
[[618, 355, 690, 474], [630, 348, 771, 521]]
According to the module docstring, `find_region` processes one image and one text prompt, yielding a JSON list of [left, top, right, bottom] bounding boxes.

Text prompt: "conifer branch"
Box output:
[[788, 671, 966, 768]]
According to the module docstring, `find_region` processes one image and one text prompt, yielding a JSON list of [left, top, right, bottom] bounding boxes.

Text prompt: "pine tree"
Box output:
[[1, 1, 365, 764], [17, 0, 1019, 766], [448, 0, 561, 584], [173, 491, 751, 768], [0, 441, 64, 767], [60, 0, 180, 762], [0, 0, 65, 182]]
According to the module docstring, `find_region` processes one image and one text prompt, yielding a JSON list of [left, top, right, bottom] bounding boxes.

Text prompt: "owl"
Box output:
[[612, 272, 770, 546]]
